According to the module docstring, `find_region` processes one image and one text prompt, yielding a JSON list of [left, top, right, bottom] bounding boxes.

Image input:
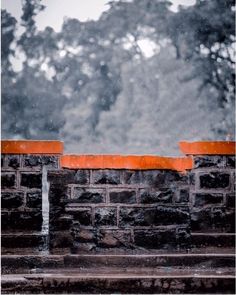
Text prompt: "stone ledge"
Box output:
[[1, 140, 63, 154], [60, 155, 193, 171], [179, 141, 235, 155]]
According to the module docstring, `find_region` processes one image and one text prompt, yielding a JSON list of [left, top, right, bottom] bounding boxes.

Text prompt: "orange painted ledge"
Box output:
[[1, 140, 63, 154], [179, 141, 235, 155], [61, 155, 193, 171]]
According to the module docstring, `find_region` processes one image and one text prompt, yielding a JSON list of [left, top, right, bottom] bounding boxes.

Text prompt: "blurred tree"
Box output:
[[167, 0, 235, 105], [1, 9, 17, 74], [1, 0, 235, 147], [1, 1, 66, 139]]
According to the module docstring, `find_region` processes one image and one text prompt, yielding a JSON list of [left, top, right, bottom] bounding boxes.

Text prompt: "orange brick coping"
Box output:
[[180, 141, 235, 155], [1, 140, 63, 154], [60, 155, 193, 171]]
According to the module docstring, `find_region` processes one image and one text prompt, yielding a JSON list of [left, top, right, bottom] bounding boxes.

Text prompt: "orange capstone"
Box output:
[[179, 141, 235, 155], [1, 140, 63, 154]]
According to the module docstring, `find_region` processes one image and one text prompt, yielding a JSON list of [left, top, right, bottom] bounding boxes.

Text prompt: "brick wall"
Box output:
[[1, 140, 235, 253], [1, 141, 63, 251], [48, 168, 191, 252]]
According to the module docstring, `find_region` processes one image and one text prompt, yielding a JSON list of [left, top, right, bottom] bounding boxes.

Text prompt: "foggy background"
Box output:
[[1, 0, 235, 155]]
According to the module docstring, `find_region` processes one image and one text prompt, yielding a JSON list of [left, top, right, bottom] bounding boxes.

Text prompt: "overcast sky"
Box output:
[[2, 0, 196, 32]]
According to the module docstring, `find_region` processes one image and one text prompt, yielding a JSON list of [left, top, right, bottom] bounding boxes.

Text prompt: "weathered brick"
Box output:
[[176, 189, 189, 203], [74, 170, 89, 184], [68, 208, 92, 226], [1, 173, 16, 188], [20, 173, 42, 188], [124, 170, 186, 187], [73, 188, 105, 203], [49, 184, 70, 205], [226, 156, 235, 168], [194, 156, 225, 168], [95, 207, 117, 226], [73, 229, 96, 243], [8, 211, 42, 230], [5, 155, 20, 168], [176, 227, 191, 247], [109, 190, 136, 204], [97, 230, 132, 248], [212, 207, 235, 232], [50, 231, 73, 248], [1, 192, 24, 208], [140, 188, 173, 204], [226, 194, 235, 208], [56, 214, 74, 230], [26, 190, 42, 208], [191, 207, 234, 232], [23, 155, 59, 169], [119, 206, 189, 227], [92, 170, 121, 184], [199, 172, 230, 189], [188, 172, 195, 185], [134, 229, 176, 249], [48, 169, 89, 185], [194, 193, 223, 207], [1, 211, 9, 230], [1, 155, 5, 167]]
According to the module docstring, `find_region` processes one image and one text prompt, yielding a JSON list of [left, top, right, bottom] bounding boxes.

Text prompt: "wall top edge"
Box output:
[[1, 140, 64, 154], [179, 141, 235, 155], [60, 155, 193, 171]]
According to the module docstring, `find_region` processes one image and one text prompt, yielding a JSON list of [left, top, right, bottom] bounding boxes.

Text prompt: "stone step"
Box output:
[[2, 233, 235, 255], [1, 232, 47, 254], [2, 253, 235, 274], [1, 271, 235, 294]]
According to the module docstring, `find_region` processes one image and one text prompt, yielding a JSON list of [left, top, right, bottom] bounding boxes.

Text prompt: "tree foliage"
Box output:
[[1, 0, 235, 149]]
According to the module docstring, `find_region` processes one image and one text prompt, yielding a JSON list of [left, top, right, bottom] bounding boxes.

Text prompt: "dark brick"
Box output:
[[74, 170, 89, 184], [23, 155, 59, 169], [97, 230, 132, 248], [194, 193, 223, 206], [226, 194, 235, 207], [199, 172, 230, 189], [92, 170, 120, 184], [1, 155, 5, 167], [109, 190, 136, 204], [73, 229, 96, 243], [124, 170, 186, 187], [49, 184, 70, 205], [69, 208, 92, 226], [188, 172, 195, 185], [95, 207, 117, 226], [48, 169, 89, 185], [1, 192, 24, 208], [191, 208, 212, 232], [1, 173, 16, 188], [134, 229, 176, 249], [1, 234, 46, 249], [1, 211, 9, 230], [176, 189, 189, 203], [56, 214, 74, 230], [26, 191, 42, 208], [212, 207, 235, 232], [6, 155, 20, 168], [119, 206, 189, 227], [194, 156, 225, 168], [226, 156, 235, 168], [20, 173, 42, 188], [8, 211, 42, 230], [140, 188, 173, 204], [176, 227, 191, 247], [191, 207, 234, 233], [73, 188, 105, 203], [50, 231, 73, 248]]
